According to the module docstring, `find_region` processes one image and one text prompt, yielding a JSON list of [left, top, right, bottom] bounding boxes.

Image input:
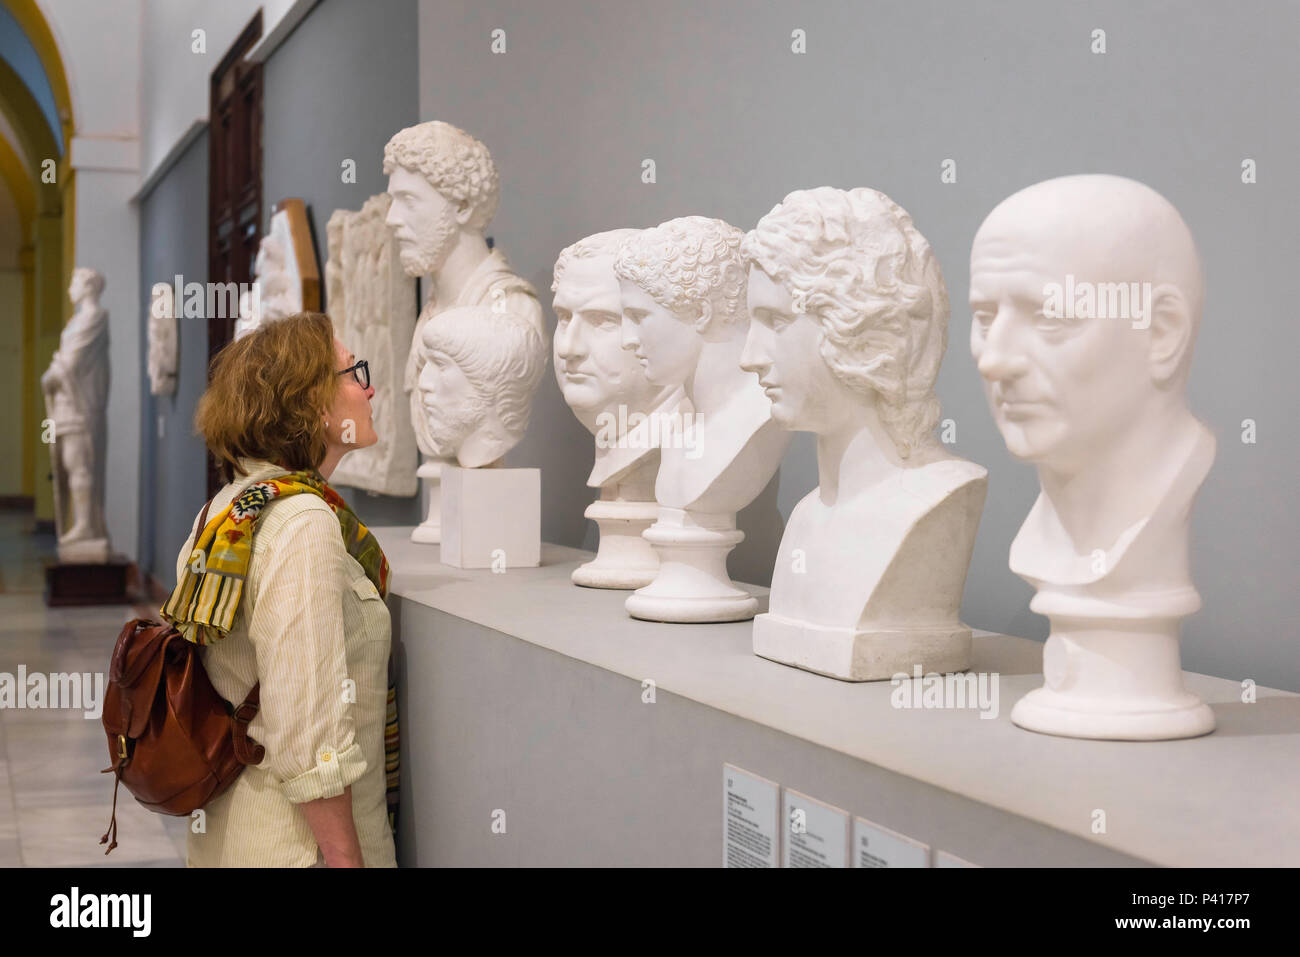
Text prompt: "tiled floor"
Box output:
[[0, 508, 189, 867]]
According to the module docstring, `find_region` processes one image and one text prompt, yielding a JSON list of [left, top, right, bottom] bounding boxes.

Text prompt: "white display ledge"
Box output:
[[372, 527, 1300, 867]]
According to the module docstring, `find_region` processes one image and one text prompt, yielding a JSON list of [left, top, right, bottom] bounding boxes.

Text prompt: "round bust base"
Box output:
[[625, 589, 758, 624], [1010, 686, 1216, 741]]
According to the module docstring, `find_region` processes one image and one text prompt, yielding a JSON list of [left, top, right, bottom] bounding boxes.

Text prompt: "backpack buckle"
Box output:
[[117, 734, 130, 763]]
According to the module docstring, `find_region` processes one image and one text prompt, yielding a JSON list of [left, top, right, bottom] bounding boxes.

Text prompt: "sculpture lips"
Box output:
[[997, 400, 1044, 421]]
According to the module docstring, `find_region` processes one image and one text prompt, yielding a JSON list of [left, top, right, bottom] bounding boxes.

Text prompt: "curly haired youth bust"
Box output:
[[612, 215, 792, 624]]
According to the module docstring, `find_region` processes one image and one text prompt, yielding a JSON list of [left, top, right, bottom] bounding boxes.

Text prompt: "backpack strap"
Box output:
[[231, 683, 264, 765]]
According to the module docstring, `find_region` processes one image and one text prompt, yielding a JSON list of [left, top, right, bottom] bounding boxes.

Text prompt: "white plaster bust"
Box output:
[[383, 120, 545, 541], [40, 267, 110, 557], [970, 173, 1216, 740], [416, 305, 547, 468], [147, 280, 177, 396], [552, 228, 671, 587], [235, 223, 299, 340], [743, 187, 988, 680], [613, 216, 790, 622]]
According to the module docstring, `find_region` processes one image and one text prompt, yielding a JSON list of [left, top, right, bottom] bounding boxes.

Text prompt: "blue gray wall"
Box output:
[[262, 0, 421, 526], [140, 0, 420, 585], [415, 0, 1300, 691], [137, 129, 209, 584]]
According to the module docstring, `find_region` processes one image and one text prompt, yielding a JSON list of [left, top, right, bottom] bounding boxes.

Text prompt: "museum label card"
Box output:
[[782, 788, 850, 867], [722, 764, 779, 868], [853, 816, 930, 868], [934, 850, 979, 867]]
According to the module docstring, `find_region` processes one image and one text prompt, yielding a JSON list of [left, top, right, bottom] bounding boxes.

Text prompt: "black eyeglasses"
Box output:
[[337, 359, 370, 389]]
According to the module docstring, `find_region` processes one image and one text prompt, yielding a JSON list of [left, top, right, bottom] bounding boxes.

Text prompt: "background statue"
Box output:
[[742, 187, 987, 681], [383, 119, 546, 543], [970, 173, 1216, 740], [147, 280, 177, 396], [41, 267, 111, 560]]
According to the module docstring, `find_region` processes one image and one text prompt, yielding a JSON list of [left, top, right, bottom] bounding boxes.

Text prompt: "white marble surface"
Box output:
[[0, 511, 187, 866], [373, 524, 1300, 867]]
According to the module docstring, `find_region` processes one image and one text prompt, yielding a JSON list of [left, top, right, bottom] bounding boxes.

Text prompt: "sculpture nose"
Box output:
[[739, 323, 768, 375], [976, 310, 1027, 382], [556, 315, 582, 357], [620, 316, 639, 351]]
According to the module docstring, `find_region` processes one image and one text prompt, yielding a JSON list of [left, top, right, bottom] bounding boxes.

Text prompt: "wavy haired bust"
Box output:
[[743, 187, 987, 682], [741, 186, 947, 458]]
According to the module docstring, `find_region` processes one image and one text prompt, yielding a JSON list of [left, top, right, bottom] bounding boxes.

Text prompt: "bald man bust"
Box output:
[[970, 174, 1216, 740]]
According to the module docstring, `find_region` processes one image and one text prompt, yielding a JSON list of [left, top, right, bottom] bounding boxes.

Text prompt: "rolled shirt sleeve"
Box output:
[[246, 504, 367, 803]]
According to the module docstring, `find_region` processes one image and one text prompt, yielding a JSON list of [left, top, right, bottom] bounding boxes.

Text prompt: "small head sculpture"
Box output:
[[383, 120, 500, 278], [416, 306, 546, 465], [740, 187, 948, 457], [612, 216, 748, 389]]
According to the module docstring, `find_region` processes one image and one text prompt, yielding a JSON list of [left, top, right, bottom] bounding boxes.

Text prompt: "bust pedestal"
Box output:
[[1009, 607, 1215, 741], [1007, 425, 1218, 741], [624, 508, 756, 623], [411, 460, 442, 544], [572, 497, 659, 589], [440, 464, 540, 570]]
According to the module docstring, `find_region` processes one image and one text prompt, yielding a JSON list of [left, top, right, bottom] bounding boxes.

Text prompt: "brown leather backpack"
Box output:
[[99, 497, 264, 854]]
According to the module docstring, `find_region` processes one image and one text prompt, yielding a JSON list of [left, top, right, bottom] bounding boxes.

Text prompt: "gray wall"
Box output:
[[262, 0, 421, 526], [137, 129, 210, 586], [417, 0, 1300, 691]]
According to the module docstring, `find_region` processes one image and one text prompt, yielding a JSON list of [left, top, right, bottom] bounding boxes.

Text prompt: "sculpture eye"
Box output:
[[1033, 310, 1066, 333]]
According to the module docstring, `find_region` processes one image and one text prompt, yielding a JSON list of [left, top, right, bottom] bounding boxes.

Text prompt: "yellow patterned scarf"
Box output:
[[162, 470, 390, 644], [161, 468, 399, 835]]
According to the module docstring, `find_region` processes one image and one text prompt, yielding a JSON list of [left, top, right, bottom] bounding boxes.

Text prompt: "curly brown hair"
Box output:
[[195, 312, 340, 484]]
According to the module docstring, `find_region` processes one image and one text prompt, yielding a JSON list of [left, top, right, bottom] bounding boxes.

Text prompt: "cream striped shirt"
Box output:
[[174, 458, 397, 867]]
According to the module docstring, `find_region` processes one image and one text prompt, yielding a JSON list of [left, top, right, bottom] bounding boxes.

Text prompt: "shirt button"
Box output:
[[321, 751, 332, 762]]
